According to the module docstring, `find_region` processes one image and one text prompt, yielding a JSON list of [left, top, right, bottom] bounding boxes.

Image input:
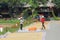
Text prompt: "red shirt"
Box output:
[[40, 18, 45, 23], [0, 25, 3, 28]]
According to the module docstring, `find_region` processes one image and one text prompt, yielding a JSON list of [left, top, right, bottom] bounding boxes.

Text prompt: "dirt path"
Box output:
[[0, 32, 43, 40], [24, 21, 50, 30], [0, 23, 14, 28], [0, 21, 50, 40]]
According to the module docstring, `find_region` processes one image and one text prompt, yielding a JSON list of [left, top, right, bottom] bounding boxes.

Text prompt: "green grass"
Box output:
[[0, 27, 19, 35], [0, 19, 19, 24], [0, 16, 35, 35], [8, 27, 19, 33], [54, 17, 60, 20], [0, 28, 7, 35], [0, 19, 19, 35]]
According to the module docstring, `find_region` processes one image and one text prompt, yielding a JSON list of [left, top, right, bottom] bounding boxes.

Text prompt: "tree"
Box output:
[[19, 0, 39, 17], [53, 0, 60, 8], [28, 0, 39, 8], [28, 0, 39, 17], [40, 0, 47, 4], [52, 0, 60, 17]]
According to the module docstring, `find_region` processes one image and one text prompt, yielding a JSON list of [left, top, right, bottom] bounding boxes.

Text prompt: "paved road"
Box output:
[[45, 21, 60, 40]]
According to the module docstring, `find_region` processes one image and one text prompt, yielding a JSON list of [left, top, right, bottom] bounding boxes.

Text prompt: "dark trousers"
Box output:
[[42, 22, 45, 29], [20, 24, 23, 30]]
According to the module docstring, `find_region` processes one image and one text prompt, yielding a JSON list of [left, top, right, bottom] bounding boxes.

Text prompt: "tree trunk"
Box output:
[[32, 9, 34, 18], [51, 8, 56, 18]]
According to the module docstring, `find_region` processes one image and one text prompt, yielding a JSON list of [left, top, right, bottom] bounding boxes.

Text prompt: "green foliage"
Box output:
[[33, 10, 38, 17], [28, 0, 39, 8], [20, 0, 27, 3], [54, 17, 60, 20], [0, 27, 7, 35], [0, 0, 7, 3], [40, 0, 47, 4], [53, 0, 60, 8], [8, 27, 19, 33], [0, 19, 19, 24]]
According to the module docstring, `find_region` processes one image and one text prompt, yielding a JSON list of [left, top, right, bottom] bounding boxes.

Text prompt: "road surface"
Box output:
[[45, 21, 60, 40]]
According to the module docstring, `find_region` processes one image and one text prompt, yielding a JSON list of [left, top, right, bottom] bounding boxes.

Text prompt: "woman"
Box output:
[[40, 15, 46, 30], [18, 16, 24, 30]]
